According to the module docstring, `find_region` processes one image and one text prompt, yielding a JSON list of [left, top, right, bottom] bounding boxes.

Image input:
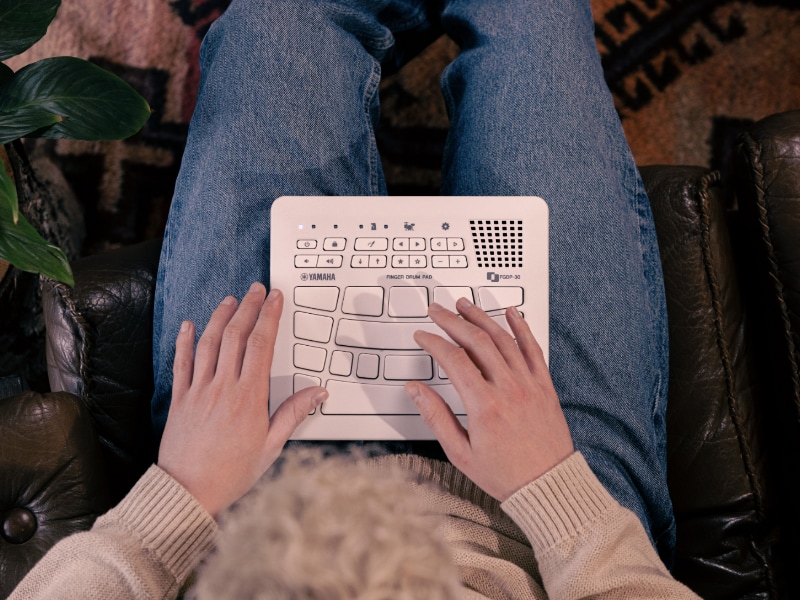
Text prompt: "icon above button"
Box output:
[[323, 237, 346, 251]]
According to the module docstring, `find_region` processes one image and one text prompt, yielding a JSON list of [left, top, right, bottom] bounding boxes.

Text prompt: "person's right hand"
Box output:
[[158, 284, 328, 517], [407, 298, 574, 502]]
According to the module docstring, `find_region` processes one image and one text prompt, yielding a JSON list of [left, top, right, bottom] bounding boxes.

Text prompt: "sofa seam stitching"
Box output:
[[695, 168, 775, 594]]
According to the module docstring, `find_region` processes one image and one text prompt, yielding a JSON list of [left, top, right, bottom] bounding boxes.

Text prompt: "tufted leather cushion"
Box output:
[[0, 391, 109, 598], [41, 238, 163, 504], [643, 166, 786, 598]]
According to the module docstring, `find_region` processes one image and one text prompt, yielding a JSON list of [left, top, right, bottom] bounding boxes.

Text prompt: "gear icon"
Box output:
[[441, 222, 450, 231]]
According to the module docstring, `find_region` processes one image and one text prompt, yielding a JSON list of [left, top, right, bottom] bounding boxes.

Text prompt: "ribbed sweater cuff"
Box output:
[[97, 464, 218, 584], [500, 452, 615, 554]]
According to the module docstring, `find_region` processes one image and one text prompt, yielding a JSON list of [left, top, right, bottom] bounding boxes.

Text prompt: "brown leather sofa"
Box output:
[[1, 111, 799, 599]]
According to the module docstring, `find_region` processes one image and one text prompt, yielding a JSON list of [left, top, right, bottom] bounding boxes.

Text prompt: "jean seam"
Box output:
[[382, 2, 431, 33], [363, 61, 383, 195], [321, 2, 394, 53]]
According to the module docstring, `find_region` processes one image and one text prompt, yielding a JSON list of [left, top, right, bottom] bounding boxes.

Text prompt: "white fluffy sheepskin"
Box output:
[[189, 446, 460, 599]]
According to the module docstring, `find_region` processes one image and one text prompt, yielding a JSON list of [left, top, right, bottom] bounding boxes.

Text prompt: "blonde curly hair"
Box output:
[[189, 446, 460, 600]]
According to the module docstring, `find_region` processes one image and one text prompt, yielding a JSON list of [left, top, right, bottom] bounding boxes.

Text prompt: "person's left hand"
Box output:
[[157, 283, 327, 517]]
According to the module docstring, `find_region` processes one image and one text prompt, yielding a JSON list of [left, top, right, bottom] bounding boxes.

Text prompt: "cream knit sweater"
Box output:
[[9, 453, 699, 599]]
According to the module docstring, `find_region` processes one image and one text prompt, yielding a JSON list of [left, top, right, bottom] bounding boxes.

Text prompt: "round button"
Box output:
[[2, 507, 38, 544]]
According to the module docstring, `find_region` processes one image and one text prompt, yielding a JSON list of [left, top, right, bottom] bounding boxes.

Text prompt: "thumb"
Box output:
[[406, 382, 470, 460], [266, 386, 328, 453]]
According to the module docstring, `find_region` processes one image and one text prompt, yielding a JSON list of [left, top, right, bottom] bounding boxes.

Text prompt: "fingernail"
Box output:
[[222, 296, 236, 306], [456, 296, 473, 310], [249, 282, 263, 293], [428, 302, 444, 312], [266, 288, 281, 302], [406, 382, 422, 402], [179, 320, 191, 334], [508, 306, 522, 319], [312, 388, 329, 405]]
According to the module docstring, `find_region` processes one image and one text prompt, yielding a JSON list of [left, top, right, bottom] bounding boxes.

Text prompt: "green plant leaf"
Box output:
[[0, 56, 151, 142], [0, 0, 61, 61], [0, 105, 61, 144], [0, 164, 18, 223], [0, 197, 73, 285]]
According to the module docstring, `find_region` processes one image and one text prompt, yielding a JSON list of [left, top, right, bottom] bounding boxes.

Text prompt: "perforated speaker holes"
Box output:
[[470, 220, 523, 268]]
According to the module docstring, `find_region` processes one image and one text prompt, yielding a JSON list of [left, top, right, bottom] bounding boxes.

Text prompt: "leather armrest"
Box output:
[[734, 110, 800, 422], [41, 238, 162, 503], [0, 391, 109, 598], [642, 166, 779, 598], [732, 109, 800, 597]]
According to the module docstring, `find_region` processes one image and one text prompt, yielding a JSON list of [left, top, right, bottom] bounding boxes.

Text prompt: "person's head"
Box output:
[[190, 446, 459, 600]]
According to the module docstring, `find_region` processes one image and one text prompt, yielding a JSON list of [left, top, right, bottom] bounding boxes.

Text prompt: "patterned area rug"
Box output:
[[7, 0, 800, 254]]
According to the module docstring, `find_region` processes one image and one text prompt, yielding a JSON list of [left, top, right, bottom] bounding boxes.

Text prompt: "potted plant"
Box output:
[[0, 0, 151, 286], [1, 0, 151, 391]]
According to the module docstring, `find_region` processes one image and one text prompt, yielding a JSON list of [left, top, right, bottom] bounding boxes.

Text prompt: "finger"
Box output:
[[455, 298, 531, 376], [194, 295, 238, 383], [506, 306, 548, 375], [216, 282, 268, 377], [427, 302, 512, 383], [171, 320, 195, 404], [264, 386, 328, 459], [413, 329, 488, 406], [406, 381, 471, 466], [240, 288, 283, 384]]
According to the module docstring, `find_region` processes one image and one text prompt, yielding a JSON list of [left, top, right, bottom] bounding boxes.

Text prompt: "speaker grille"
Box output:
[[470, 220, 523, 268]]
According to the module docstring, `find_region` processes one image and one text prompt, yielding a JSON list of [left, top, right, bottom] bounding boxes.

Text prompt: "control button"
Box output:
[[433, 287, 474, 313], [335, 315, 510, 350], [294, 373, 321, 392], [294, 311, 334, 343], [409, 255, 427, 268], [431, 237, 447, 251], [318, 255, 343, 268], [478, 286, 524, 311], [393, 238, 409, 250], [384, 354, 433, 380], [369, 255, 387, 268], [323, 237, 346, 251], [354, 237, 388, 251], [294, 286, 339, 312], [342, 286, 384, 317], [356, 353, 380, 379], [329, 350, 353, 377], [391, 255, 408, 268], [293, 344, 327, 372], [410, 237, 426, 250], [297, 239, 317, 249], [388, 287, 429, 318], [321, 380, 465, 415], [448, 238, 465, 251], [351, 255, 369, 268], [449, 255, 468, 268], [293, 374, 321, 413], [431, 256, 449, 268], [295, 255, 318, 268]]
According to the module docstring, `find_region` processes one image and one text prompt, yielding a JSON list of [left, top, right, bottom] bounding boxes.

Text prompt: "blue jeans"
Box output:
[[152, 0, 675, 563]]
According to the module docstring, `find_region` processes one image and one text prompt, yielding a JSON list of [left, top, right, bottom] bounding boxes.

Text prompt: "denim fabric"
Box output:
[[152, 0, 675, 563]]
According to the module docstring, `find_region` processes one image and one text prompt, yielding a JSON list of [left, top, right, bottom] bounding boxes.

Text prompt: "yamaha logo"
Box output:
[[301, 272, 336, 281]]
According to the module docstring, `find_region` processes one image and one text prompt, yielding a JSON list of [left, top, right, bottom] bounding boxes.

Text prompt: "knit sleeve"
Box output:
[[8, 464, 217, 600], [500, 452, 700, 599]]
